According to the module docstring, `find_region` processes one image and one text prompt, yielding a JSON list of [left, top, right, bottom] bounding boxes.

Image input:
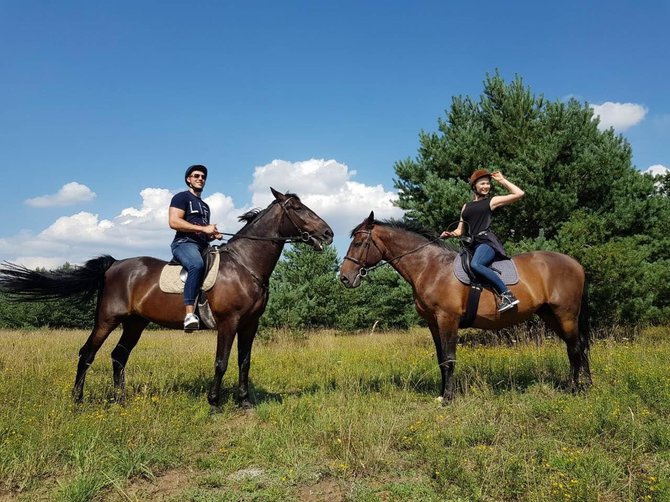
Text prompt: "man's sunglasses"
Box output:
[[190, 174, 206, 180]]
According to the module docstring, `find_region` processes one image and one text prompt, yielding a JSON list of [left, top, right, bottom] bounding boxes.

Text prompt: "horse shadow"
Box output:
[[82, 357, 575, 408]]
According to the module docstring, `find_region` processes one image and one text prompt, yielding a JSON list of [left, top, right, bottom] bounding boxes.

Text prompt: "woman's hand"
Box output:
[[491, 171, 505, 182], [440, 230, 456, 238]]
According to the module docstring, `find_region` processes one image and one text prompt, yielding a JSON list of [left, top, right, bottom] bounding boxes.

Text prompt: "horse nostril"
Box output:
[[340, 275, 349, 285], [325, 229, 334, 238]]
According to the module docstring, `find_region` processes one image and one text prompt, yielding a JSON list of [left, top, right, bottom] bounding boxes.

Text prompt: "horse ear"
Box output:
[[270, 187, 285, 202], [365, 211, 375, 228]]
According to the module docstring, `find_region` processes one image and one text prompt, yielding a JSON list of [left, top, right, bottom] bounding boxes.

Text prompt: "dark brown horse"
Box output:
[[0, 189, 333, 407], [339, 212, 591, 402]]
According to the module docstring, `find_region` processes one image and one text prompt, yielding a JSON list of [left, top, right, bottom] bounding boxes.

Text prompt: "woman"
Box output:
[[440, 169, 525, 312]]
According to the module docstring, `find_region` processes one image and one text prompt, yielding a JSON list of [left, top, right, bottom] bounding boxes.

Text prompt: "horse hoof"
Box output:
[[435, 395, 452, 406], [240, 399, 254, 410], [207, 395, 220, 407], [209, 404, 223, 415]]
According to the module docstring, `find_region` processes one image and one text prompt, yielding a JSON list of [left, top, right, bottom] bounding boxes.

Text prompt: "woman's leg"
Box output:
[[470, 244, 507, 295]]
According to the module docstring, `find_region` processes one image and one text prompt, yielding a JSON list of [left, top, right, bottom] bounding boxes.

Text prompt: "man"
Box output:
[[169, 164, 223, 330]]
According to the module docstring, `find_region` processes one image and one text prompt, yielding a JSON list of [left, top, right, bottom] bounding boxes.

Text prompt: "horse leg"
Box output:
[[428, 318, 459, 402], [207, 317, 238, 407], [538, 306, 584, 393], [73, 319, 120, 403], [237, 317, 260, 409], [111, 316, 149, 402]]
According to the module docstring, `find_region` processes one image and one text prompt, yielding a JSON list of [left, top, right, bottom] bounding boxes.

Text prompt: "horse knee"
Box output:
[[214, 358, 228, 375], [111, 344, 130, 367]]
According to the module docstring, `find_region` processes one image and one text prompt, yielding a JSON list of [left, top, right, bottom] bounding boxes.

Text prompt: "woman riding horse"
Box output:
[[440, 169, 524, 312], [340, 212, 591, 402]]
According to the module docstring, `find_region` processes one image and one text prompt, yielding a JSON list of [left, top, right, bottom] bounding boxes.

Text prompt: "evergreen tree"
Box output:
[[394, 71, 670, 326], [262, 243, 342, 329]]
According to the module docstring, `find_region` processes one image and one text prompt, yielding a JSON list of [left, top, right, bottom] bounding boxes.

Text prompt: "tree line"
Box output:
[[2, 71, 669, 330]]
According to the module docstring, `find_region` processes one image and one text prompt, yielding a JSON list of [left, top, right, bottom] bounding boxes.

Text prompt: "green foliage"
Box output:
[[394, 70, 670, 326], [262, 244, 419, 331], [336, 266, 419, 331], [263, 243, 343, 329]]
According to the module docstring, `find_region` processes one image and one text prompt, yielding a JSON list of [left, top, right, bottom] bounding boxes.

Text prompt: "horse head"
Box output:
[[271, 188, 333, 251], [339, 211, 384, 288]]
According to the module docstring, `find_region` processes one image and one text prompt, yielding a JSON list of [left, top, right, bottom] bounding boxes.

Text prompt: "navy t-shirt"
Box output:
[[170, 190, 211, 245]]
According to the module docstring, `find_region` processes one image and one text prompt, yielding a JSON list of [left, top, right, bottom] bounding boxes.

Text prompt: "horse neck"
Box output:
[[375, 227, 451, 285], [227, 205, 286, 280]]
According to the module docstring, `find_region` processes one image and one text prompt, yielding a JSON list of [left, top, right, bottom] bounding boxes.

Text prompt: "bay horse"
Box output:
[[0, 188, 333, 407], [339, 212, 591, 402]]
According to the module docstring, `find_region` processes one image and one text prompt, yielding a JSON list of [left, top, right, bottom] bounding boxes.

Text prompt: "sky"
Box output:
[[1, 0, 668, 269]]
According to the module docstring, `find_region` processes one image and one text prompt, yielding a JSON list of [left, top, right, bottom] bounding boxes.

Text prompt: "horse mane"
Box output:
[[350, 218, 458, 252], [238, 208, 263, 224], [236, 192, 301, 229]]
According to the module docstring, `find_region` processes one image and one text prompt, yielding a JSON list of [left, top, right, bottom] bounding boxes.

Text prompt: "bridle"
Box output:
[[343, 228, 440, 281], [278, 196, 313, 244], [219, 196, 315, 244], [342, 229, 380, 279]]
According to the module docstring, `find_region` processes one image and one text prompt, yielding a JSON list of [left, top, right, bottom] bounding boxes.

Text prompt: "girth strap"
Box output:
[[459, 284, 483, 329]]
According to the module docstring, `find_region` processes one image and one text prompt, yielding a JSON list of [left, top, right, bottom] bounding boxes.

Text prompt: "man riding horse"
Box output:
[[169, 164, 224, 330]]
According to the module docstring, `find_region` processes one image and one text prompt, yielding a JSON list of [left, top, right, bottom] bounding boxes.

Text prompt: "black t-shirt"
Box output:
[[170, 190, 211, 245], [462, 198, 508, 258], [462, 198, 492, 237]]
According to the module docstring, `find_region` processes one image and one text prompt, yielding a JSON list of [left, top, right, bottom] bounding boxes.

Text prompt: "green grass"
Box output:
[[1, 327, 669, 501]]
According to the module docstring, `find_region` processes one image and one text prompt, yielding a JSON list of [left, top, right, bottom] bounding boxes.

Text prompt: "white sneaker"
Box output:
[[498, 292, 520, 313], [184, 313, 200, 331]]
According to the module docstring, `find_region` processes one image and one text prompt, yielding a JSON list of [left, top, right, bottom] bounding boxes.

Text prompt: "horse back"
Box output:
[[414, 250, 585, 329], [513, 251, 584, 285]]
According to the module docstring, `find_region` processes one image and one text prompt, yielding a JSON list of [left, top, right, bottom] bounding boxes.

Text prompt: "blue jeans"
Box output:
[[470, 243, 508, 295], [171, 239, 206, 306]]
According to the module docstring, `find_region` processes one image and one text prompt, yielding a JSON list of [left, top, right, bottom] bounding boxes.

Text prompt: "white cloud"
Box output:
[[644, 164, 669, 176], [250, 159, 403, 248], [25, 182, 96, 208], [2, 188, 248, 268], [1, 159, 403, 268], [590, 102, 647, 132]]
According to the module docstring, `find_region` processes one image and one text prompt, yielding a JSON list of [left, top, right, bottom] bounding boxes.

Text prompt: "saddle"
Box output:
[[159, 247, 221, 329], [453, 246, 519, 328], [159, 247, 220, 294], [453, 248, 519, 286]]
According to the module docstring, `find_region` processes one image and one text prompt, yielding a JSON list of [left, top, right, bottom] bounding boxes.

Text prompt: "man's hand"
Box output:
[[440, 230, 456, 238]]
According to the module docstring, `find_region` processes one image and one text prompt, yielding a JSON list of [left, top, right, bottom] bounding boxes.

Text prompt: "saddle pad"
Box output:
[[159, 252, 220, 294], [453, 256, 519, 286]]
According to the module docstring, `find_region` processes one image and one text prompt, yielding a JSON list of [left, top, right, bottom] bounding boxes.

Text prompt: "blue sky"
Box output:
[[1, 0, 668, 268]]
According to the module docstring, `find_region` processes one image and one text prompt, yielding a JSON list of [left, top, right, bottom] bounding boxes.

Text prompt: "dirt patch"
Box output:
[[296, 476, 344, 502], [109, 468, 193, 501]]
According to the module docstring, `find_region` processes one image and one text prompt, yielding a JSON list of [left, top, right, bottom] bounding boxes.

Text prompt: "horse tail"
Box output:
[[0, 255, 116, 303]]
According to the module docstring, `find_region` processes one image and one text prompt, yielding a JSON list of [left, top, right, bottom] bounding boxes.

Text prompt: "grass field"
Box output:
[[1, 326, 669, 501]]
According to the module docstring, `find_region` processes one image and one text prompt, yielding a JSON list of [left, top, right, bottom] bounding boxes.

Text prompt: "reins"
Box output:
[[343, 229, 441, 280], [218, 197, 314, 244]]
